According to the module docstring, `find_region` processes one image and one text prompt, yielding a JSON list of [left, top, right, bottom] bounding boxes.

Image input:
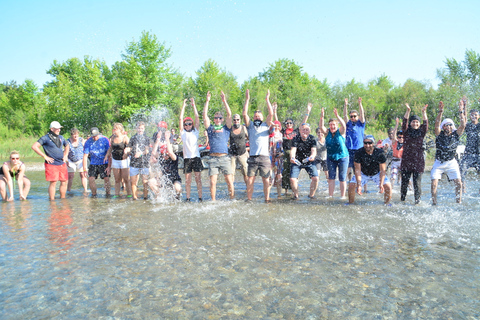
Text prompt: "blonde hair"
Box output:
[[10, 150, 20, 158], [113, 123, 125, 131]]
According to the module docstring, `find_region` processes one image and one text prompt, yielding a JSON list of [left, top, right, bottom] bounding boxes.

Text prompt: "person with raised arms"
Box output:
[[243, 89, 274, 202], [179, 97, 203, 202], [229, 113, 249, 187], [203, 91, 234, 201], [344, 97, 366, 181], [319, 108, 349, 199], [431, 100, 466, 205]]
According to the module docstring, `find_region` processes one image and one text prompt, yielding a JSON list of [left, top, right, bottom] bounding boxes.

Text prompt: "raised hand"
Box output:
[[206, 91, 211, 102], [405, 103, 411, 112]]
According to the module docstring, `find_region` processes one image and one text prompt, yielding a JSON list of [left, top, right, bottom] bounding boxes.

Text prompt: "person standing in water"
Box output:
[[459, 97, 480, 193], [66, 128, 88, 193], [344, 97, 366, 181], [400, 103, 428, 204], [431, 100, 466, 205], [31, 121, 70, 200], [203, 91, 234, 201], [125, 122, 151, 200], [104, 123, 131, 198], [243, 89, 274, 202], [83, 127, 111, 197], [229, 113, 249, 187], [179, 97, 203, 202]]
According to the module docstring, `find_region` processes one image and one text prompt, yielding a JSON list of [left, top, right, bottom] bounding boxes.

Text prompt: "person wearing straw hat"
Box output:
[[431, 100, 466, 205]]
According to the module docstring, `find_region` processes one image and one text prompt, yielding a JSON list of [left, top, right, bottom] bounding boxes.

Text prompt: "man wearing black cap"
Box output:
[[83, 127, 111, 197], [348, 134, 392, 205]]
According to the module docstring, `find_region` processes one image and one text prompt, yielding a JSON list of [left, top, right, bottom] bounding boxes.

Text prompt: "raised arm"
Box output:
[[343, 98, 349, 123], [203, 91, 211, 129], [243, 89, 251, 127], [335, 108, 347, 136], [391, 117, 400, 145], [164, 131, 176, 161], [319, 108, 328, 135], [358, 97, 365, 123], [457, 99, 467, 136], [273, 102, 279, 122], [179, 98, 187, 132], [302, 102, 312, 124], [266, 89, 274, 126], [434, 101, 444, 136], [192, 98, 200, 131], [422, 104, 428, 122], [220, 91, 232, 129]]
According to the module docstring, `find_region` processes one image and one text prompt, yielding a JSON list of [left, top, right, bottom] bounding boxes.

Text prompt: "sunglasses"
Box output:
[[444, 123, 453, 127], [350, 115, 358, 118], [397, 136, 404, 139], [214, 117, 223, 120], [233, 119, 241, 121], [285, 122, 293, 125], [11, 157, 20, 160], [184, 122, 193, 126], [363, 141, 373, 145]]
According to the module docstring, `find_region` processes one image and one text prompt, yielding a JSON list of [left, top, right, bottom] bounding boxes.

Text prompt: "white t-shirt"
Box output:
[[181, 129, 200, 158]]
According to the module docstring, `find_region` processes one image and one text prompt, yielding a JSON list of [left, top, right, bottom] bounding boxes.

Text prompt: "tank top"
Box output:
[[2, 161, 24, 179], [392, 141, 404, 159], [67, 137, 84, 162], [326, 130, 348, 161], [229, 126, 247, 156], [111, 137, 127, 161]]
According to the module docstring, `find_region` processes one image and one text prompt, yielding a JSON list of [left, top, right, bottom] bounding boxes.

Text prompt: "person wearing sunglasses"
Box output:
[[179, 97, 203, 202], [431, 100, 466, 205], [0, 151, 31, 201], [348, 135, 392, 205], [243, 89, 275, 202], [229, 113, 249, 187], [203, 91, 234, 201], [343, 97, 366, 181]]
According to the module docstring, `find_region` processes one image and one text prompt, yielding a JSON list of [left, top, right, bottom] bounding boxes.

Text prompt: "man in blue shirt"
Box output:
[[344, 97, 366, 180], [203, 91, 233, 201], [31, 121, 70, 200], [83, 127, 111, 197]]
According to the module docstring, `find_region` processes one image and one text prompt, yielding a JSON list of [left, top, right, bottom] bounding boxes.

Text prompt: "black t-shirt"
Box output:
[[435, 131, 460, 162], [354, 147, 386, 176], [292, 134, 316, 162], [463, 122, 480, 154]]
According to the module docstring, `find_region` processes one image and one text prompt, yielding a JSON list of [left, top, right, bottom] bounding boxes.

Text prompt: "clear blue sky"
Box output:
[[1, 0, 479, 89]]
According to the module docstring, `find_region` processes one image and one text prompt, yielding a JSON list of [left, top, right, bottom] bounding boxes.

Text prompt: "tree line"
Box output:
[[1, 30, 479, 140]]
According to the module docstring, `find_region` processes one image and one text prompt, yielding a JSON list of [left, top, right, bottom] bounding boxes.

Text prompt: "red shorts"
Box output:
[[45, 163, 68, 182]]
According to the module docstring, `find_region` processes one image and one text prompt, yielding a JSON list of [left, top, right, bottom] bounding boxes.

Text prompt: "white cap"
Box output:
[[50, 121, 63, 129]]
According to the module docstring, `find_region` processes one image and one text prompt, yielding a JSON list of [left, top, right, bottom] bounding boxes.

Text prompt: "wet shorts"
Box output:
[[290, 161, 318, 179], [111, 158, 130, 169], [88, 164, 110, 179], [183, 157, 203, 174], [247, 155, 271, 178], [431, 159, 460, 180], [45, 163, 68, 182], [207, 155, 233, 176], [130, 167, 150, 176], [349, 172, 390, 187], [67, 160, 84, 173]]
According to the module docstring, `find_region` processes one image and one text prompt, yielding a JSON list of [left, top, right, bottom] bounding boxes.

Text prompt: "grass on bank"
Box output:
[[0, 136, 39, 160]]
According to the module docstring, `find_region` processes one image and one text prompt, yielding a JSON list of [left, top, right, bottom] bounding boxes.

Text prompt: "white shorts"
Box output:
[[350, 172, 390, 187], [130, 167, 150, 176], [111, 158, 130, 169], [67, 160, 84, 173], [390, 159, 401, 174], [431, 159, 460, 180]]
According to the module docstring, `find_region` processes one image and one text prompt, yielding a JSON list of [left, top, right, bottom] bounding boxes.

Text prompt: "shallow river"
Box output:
[[1, 170, 479, 319]]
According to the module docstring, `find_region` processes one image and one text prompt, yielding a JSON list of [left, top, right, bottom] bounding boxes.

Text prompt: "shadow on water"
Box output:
[[0, 170, 479, 318]]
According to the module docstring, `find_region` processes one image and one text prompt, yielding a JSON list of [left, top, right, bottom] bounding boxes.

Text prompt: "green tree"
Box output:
[[111, 31, 183, 122]]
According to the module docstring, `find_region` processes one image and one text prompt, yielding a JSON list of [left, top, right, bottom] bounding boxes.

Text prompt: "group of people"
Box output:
[[2, 92, 479, 206]]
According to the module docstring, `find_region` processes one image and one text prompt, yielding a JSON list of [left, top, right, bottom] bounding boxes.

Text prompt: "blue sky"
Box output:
[[1, 0, 479, 89]]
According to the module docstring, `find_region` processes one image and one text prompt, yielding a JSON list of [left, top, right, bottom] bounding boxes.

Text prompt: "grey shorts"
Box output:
[[247, 155, 271, 178], [208, 155, 233, 176]]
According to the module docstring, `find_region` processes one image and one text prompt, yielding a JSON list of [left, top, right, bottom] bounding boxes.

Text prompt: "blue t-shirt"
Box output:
[[207, 125, 231, 154], [84, 136, 110, 165], [37, 133, 68, 166], [345, 120, 365, 150], [326, 130, 349, 161]]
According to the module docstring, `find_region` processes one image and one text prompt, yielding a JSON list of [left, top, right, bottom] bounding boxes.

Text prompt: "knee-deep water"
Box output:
[[1, 169, 479, 319]]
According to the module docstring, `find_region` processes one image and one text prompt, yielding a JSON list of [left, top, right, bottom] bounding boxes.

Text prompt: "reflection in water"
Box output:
[[0, 170, 478, 318]]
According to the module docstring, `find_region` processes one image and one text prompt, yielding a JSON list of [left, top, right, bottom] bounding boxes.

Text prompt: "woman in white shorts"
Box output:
[[67, 128, 88, 193], [105, 123, 132, 198]]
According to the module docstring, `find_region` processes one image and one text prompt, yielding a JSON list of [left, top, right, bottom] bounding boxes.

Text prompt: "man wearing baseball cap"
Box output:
[[31, 121, 70, 200], [348, 134, 392, 205]]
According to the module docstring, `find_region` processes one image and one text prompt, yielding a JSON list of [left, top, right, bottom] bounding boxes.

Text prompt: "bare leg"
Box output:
[[121, 168, 131, 196], [383, 183, 392, 204], [431, 179, 438, 205], [209, 174, 218, 201], [130, 174, 139, 200], [89, 177, 97, 196], [290, 177, 299, 198], [309, 176, 319, 197], [454, 178, 462, 203], [20, 178, 31, 200], [225, 174, 234, 199], [142, 175, 149, 199], [113, 168, 122, 196], [246, 176, 255, 200], [194, 171, 203, 199], [328, 179, 335, 197], [276, 174, 282, 198], [67, 172, 75, 191], [48, 181, 57, 200], [80, 172, 88, 193], [262, 176, 271, 201], [340, 181, 347, 198], [104, 177, 111, 196], [59, 181, 67, 198], [348, 182, 356, 203], [185, 172, 192, 199]]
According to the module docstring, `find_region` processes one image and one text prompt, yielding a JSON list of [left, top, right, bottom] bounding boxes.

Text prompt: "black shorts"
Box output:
[[184, 157, 204, 174], [88, 164, 110, 179]]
